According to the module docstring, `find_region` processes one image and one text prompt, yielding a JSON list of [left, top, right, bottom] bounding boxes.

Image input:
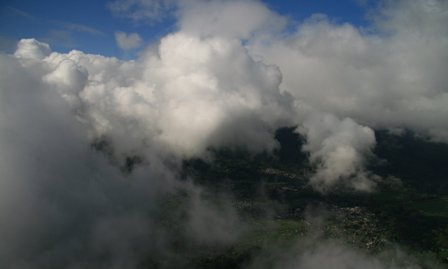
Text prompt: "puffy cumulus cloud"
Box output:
[[4, 0, 448, 197], [0, 50, 193, 268], [298, 113, 377, 192], [40, 32, 292, 160], [5, 0, 448, 196], [0, 21, 291, 266], [178, 0, 286, 39], [14, 38, 51, 59], [250, 0, 448, 142], [242, 0, 448, 189], [105, 0, 448, 191], [140, 33, 292, 156], [115, 31, 143, 50], [0, 39, 246, 268], [43, 57, 88, 107]]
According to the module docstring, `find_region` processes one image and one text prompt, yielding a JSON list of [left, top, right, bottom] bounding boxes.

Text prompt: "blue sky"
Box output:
[[0, 0, 374, 57]]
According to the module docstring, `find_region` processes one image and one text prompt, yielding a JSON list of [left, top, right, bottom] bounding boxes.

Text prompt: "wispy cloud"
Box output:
[[3, 6, 37, 20], [56, 22, 106, 37], [107, 0, 176, 24], [40, 22, 106, 49], [2, 6, 106, 40]]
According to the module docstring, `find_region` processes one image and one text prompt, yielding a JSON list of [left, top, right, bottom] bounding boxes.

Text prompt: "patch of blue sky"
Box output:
[[0, 0, 377, 57]]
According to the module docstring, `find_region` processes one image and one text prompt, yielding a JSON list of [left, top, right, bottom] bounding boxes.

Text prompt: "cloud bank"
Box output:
[[250, 0, 448, 142], [26, 0, 447, 191]]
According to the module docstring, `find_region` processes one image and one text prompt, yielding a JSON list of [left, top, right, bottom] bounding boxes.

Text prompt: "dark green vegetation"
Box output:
[[97, 128, 448, 268], [372, 130, 448, 194], [177, 128, 448, 268]]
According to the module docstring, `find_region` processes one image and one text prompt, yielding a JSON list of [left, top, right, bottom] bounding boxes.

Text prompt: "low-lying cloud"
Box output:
[[299, 113, 377, 192], [247, 240, 439, 269]]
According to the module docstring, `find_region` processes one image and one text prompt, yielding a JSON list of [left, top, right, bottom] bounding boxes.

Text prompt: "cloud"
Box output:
[[6, 0, 448, 196], [178, 0, 286, 39], [14, 38, 51, 59], [7, 0, 448, 196], [2, 6, 37, 20], [250, 0, 448, 142], [246, 207, 442, 269], [1, 1, 448, 267], [298, 113, 377, 192], [107, 0, 176, 23], [1, 38, 246, 268], [39, 30, 290, 160], [61, 22, 106, 37], [244, 0, 448, 189], [247, 240, 436, 269], [115, 31, 143, 50], [185, 188, 243, 245]]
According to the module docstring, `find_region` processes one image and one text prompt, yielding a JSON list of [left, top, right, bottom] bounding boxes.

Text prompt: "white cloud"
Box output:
[[8, 0, 448, 194], [65, 31, 290, 158], [298, 113, 377, 192], [250, 0, 448, 142], [115, 31, 143, 50], [0, 42, 244, 268], [178, 0, 286, 39], [14, 38, 51, 59]]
